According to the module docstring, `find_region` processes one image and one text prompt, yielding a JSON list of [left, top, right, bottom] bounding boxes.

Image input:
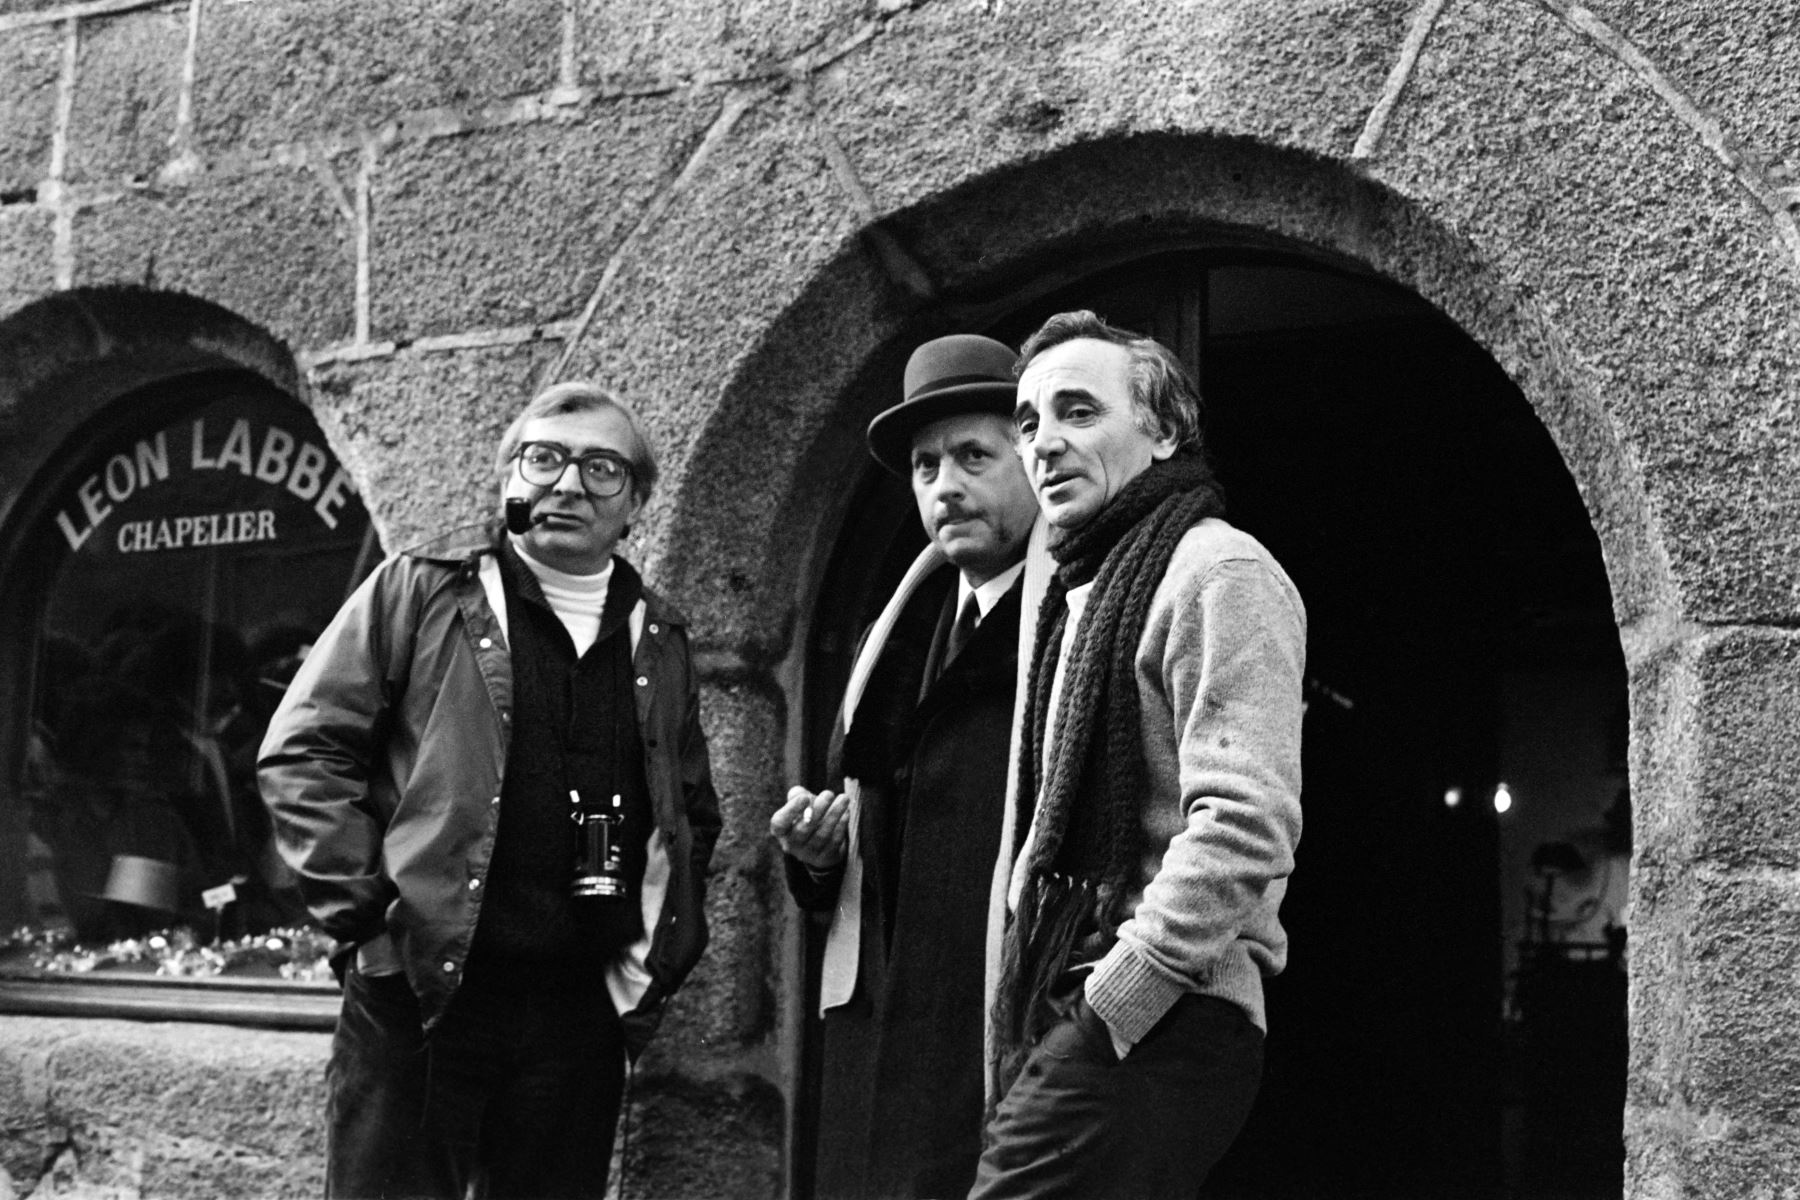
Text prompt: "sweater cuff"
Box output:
[[1084, 941, 1187, 1046]]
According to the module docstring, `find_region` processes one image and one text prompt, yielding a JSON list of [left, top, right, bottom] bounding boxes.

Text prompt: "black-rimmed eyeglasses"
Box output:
[[513, 441, 634, 498]]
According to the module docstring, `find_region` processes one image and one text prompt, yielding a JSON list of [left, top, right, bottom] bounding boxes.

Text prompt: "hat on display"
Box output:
[[866, 334, 1019, 477], [95, 854, 180, 912]]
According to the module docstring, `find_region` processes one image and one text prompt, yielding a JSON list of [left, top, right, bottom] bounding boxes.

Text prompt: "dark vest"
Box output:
[[467, 547, 653, 975]]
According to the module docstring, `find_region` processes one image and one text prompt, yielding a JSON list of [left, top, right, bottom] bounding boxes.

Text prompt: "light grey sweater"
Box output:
[[1061, 517, 1307, 1045]]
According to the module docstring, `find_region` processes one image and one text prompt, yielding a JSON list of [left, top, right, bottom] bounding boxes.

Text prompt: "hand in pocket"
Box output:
[[1043, 996, 1120, 1065]]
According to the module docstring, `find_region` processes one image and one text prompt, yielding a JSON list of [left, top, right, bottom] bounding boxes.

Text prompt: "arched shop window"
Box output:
[[0, 371, 376, 1025]]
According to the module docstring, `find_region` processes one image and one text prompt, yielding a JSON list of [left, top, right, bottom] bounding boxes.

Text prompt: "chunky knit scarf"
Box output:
[[993, 452, 1225, 1087]]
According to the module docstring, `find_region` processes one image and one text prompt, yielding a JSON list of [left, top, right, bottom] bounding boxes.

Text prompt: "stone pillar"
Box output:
[[1625, 625, 1800, 1194], [618, 667, 790, 1197]]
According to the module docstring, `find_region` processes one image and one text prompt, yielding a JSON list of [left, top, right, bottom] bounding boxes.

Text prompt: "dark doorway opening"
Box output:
[[798, 249, 1626, 1199]]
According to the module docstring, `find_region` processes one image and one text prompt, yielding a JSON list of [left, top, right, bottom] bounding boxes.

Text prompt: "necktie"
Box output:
[[944, 593, 979, 669]]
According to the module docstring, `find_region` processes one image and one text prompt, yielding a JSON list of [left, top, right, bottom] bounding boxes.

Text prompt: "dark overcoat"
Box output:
[[787, 565, 1022, 1200]]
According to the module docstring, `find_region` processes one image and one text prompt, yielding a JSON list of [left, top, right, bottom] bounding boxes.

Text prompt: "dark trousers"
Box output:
[[970, 993, 1263, 1200], [325, 964, 627, 1200]]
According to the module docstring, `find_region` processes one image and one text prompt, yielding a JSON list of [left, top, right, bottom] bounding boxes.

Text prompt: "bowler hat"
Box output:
[[866, 334, 1018, 477]]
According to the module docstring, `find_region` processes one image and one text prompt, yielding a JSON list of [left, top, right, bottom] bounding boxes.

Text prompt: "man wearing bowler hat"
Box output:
[[770, 334, 1044, 1199]]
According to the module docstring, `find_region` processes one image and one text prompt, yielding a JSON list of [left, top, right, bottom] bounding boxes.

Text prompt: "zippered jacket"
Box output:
[[258, 524, 720, 1057]]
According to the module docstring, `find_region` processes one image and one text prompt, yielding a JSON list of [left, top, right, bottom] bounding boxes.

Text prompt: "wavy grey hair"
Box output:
[[1014, 310, 1204, 454]]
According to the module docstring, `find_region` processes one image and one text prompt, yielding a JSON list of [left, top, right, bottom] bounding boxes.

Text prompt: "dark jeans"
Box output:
[[325, 963, 626, 1200], [970, 993, 1263, 1200]]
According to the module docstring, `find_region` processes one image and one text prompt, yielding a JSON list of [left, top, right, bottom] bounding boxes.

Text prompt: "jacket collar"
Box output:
[[401, 521, 500, 566]]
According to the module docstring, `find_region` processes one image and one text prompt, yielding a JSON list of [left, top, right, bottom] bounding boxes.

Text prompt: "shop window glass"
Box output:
[[1, 381, 376, 1009]]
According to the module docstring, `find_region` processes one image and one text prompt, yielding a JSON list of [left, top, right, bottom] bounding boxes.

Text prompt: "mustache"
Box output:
[[934, 505, 984, 531]]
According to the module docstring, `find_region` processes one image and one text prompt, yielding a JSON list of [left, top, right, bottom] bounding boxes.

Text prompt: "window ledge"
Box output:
[[0, 972, 337, 1029]]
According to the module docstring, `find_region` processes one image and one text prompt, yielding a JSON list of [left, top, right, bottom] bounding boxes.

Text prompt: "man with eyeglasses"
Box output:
[[260, 381, 720, 1200]]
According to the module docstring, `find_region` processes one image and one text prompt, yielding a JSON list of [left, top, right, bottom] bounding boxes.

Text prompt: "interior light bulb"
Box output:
[[1493, 783, 1514, 814]]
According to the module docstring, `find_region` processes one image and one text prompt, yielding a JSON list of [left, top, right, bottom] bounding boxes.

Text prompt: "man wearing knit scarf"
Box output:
[[973, 312, 1306, 1199]]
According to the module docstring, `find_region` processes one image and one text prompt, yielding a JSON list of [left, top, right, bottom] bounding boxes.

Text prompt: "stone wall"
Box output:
[[1, 0, 1797, 1196], [0, 1017, 326, 1200]]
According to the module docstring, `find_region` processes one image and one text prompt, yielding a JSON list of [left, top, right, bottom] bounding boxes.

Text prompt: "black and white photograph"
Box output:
[[0, 1, 1793, 1197]]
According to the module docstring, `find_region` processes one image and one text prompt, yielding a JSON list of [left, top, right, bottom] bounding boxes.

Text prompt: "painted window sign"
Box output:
[[2, 382, 376, 988], [52, 414, 360, 557]]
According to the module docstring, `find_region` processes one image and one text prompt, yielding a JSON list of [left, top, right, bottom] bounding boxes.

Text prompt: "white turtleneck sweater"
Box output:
[[511, 542, 612, 656]]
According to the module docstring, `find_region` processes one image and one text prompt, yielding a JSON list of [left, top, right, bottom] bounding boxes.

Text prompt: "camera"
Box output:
[[569, 789, 628, 900]]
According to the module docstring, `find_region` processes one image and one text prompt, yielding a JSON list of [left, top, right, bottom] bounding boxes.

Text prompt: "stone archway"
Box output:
[[659, 134, 1671, 651], [652, 135, 1691, 1194]]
